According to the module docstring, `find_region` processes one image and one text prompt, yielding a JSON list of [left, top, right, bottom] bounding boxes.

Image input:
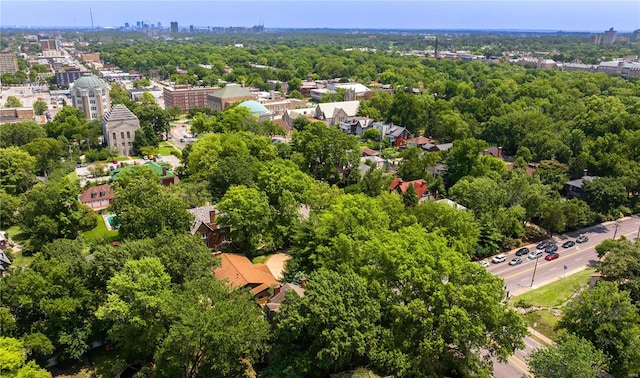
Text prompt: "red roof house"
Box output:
[[389, 178, 430, 199], [79, 183, 114, 211], [213, 253, 279, 304]]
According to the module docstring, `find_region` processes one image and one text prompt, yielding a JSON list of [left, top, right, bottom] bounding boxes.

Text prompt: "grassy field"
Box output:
[[515, 268, 595, 307], [514, 268, 596, 340], [82, 215, 119, 243], [159, 141, 181, 155]]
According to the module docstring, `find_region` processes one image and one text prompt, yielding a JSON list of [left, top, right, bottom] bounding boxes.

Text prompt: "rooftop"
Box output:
[[72, 73, 108, 90], [209, 84, 254, 99], [103, 104, 138, 122]]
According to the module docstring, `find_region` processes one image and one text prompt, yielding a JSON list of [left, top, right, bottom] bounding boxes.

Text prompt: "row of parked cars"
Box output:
[[481, 235, 589, 267]]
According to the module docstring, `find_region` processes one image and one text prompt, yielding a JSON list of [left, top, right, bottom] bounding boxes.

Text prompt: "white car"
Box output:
[[478, 260, 490, 268], [491, 254, 507, 264]]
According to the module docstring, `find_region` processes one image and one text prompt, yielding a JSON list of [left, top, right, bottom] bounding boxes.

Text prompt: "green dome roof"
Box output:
[[72, 73, 108, 90], [239, 100, 269, 115]]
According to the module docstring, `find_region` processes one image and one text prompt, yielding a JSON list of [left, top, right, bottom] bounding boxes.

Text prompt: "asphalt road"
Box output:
[[169, 124, 195, 149], [487, 215, 640, 297], [486, 215, 640, 377]]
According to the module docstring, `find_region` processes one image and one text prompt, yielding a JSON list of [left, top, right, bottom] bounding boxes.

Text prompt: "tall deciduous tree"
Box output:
[[597, 238, 640, 305], [97, 257, 172, 361], [4, 95, 23, 108], [0, 337, 49, 378], [0, 147, 36, 195], [556, 281, 640, 377], [155, 276, 269, 378], [110, 166, 193, 240], [0, 121, 46, 148], [527, 333, 608, 378], [217, 185, 271, 254]]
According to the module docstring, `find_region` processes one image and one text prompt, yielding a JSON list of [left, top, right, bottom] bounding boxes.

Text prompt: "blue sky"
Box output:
[[1, 1, 639, 32]]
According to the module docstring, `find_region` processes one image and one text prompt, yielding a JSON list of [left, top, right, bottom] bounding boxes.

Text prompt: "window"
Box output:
[[90, 99, 96, 104], [127, 142, 132, 146], [112, 133, 117, 141], [122, 142, 125, 147], [201, 232, 208, 239], [91, 106, 97, 111], [221, 234, 228, 242], [99, 191, 106, 197], [126, 131, 130, 139], [120, 132, 124, 140], [90, 192, 97, 199], [91, 113, 97, 118]]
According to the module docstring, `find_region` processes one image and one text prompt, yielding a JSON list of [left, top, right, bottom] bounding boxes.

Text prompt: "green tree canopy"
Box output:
[[527, 333, 608, 378]]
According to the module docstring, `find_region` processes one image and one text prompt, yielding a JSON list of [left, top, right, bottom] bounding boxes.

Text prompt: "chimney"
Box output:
[[435, 190, 439, 200], [162, 166, 167, 176], [498, 146, 503, 158], [273, 286, 281, 296], [120, 162, 124, 168], [583, 169, 588, 177], [300, 278, 308, 288], [209, 210, 216, 227]]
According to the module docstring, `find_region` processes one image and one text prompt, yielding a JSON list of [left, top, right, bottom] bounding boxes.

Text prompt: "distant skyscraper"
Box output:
[[190, 25, 194, 33], [170, 21, 178, 33], [124, 22, 130, 29], [136, 21, 141, 28], [157, 22, 162, 29], [603, 27, 617, 44]]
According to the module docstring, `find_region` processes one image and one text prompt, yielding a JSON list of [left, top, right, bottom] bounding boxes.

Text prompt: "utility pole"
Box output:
[[613, 222, 620, 239], [530, 254, 540, 287]]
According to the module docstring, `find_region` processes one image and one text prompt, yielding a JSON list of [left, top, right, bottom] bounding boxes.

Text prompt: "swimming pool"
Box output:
[[107, 216, 121, 229]]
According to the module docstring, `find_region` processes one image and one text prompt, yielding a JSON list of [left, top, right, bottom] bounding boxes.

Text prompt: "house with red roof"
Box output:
[[79, 183, 114, 211], [389, 178, 430, 199]]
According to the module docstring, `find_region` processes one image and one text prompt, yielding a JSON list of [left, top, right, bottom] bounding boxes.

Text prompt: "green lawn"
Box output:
[[523, 310, 560, 341], [514, 268, 595, 307], [82, 215, 119, 244], [252, 254, 272, 264], [514, 268, 596, 341], [5, 225, 28, 242], [159, 141, 182, 154]]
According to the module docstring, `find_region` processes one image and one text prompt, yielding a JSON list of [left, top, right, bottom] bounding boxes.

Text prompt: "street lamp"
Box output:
[[530, 254, 541, 287], [613, 221, 620, 239]]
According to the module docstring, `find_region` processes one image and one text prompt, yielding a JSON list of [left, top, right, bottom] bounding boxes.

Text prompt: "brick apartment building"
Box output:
[[55, 68, 89, 86], [0, 108, 34, 124], [163, 85, 217, 112]]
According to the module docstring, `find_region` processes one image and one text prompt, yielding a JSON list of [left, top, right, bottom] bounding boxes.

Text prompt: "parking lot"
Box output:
[[1, 84, 50, 108]]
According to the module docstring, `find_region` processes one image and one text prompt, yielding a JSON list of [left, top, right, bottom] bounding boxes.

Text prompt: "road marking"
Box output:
[[501, 230, 637, 281], [508, 355, 533, 377]]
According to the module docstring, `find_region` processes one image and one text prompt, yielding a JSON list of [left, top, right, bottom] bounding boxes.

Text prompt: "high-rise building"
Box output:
[[0, 54, 19, 74], [70, 73, 110, 120], [124, 22, 130, 29], [163, 85, 217, 112], [632, 29, 640, 43], [40, 39, 59, 51], [170, 21, 179, 33], [603, 27, 617, 44]]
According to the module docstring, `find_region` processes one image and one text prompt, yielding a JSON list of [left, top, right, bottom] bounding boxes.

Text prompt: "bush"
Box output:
[[169, 149, 182, 159]]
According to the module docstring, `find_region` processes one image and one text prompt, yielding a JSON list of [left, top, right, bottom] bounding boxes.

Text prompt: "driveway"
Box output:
[[265, 253, 291, 281]]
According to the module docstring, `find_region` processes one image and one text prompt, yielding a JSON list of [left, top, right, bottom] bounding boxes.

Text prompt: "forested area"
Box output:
[[1, 31, 640, 377]]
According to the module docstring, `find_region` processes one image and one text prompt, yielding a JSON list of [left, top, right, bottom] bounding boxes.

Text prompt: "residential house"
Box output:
[[422, 143, 453, 152], [213, 253, 279, 304], [206, 84, 258, 112], [565, 175, 596, 199], [361, 147, 380, 157], [482, 146, 504, 159], [283, 107, 316, 130], [339, 117, 374, 136], [386, 124, 411, 147], [188, 205, 230, 250], [404, 136, 435, 149], [79, 183, 114, 211], [427, 163, 448, 178], [264, 283, 305, 320], [0, 231, 9, 250], [0, 250, 11, 277], [111, 161, 179, 186], [389, 178, 430, 199], [314, 101, 360, 126]]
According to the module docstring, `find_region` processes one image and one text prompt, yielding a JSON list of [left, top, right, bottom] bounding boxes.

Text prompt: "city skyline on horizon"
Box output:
[[1, 1, 639, 32]]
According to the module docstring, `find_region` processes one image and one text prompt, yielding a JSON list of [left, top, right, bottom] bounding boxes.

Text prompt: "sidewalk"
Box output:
[[528, 327, 554, 345]]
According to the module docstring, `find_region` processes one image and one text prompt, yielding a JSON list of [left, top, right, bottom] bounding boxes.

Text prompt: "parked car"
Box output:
[[528, 250, 544, 260], [562, 240, 576, 248], [491, 254, 507, 264], [545, 253, 560, 261], [478, 260, 490, 268], [576, 235, 589, 243], [515, 247, 529, 256], [509, 257, 523, 266], [545, 244, 559, 253], [179, 138, 185, 142], [536, 241, 552, 250]]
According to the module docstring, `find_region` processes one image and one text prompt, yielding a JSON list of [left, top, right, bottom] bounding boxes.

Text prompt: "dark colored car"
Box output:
[[515, 247, 530, 256], [562, 240, 576, 248], [536, 241, 552, 250], [545, 253, 560, 261], [576, 235, 589, 243], [545, 244, 559, 253]]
